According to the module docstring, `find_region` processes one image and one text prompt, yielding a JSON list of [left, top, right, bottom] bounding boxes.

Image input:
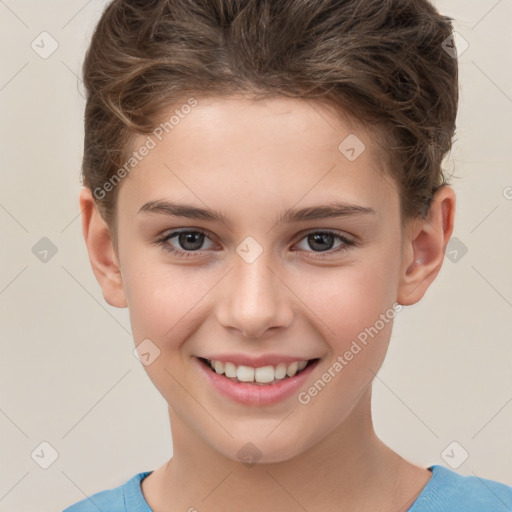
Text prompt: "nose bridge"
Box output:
[[216, 246, 292, 338]]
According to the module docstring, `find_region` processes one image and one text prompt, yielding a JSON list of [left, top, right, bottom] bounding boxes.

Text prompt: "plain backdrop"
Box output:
[[0, 1, 511, 510]]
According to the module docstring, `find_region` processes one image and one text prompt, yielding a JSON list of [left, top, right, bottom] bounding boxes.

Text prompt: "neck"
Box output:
[[144, 386, 429, 512]]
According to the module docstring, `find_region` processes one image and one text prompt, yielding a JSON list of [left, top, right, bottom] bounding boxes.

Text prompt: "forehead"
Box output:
[[117, 95, 399, 222]]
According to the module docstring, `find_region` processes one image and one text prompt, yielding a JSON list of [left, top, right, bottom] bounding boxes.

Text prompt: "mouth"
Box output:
[[198, 357, 320, 386]]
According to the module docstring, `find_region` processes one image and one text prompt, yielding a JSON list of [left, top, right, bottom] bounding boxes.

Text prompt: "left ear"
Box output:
[[397, 185, 456, 306]]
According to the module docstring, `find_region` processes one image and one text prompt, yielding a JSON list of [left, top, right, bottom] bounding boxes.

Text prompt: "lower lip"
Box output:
[[195, 357, 319, 406]]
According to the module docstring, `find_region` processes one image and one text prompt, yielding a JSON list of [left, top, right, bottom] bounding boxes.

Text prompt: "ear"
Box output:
[[397, 185, 456, 306], [79, 187, 127, 308]]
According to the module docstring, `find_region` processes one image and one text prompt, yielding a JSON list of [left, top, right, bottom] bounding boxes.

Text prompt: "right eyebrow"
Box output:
[[274, 202, 376, 224]]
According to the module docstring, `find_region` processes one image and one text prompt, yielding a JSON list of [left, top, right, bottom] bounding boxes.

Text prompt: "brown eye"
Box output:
[[173, 231, 205, 251], [306, 232, 336, 252], [294, 230, 356, 259], [157, 230, 215, 256]]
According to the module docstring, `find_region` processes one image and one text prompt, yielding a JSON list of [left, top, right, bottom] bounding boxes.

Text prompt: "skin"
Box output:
[[80, 95, 456, 512]]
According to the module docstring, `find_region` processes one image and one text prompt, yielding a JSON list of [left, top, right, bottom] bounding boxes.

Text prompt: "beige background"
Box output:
[[0, 1, 511, 510]]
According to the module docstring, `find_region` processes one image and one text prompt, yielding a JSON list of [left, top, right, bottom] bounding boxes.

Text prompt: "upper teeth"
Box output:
[[208, 359, 309, 383]]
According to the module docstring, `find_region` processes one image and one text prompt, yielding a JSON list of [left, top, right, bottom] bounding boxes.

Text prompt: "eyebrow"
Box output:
[[138, 199, 376, 227]]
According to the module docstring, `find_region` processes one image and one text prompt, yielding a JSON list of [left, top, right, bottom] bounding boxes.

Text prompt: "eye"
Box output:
[[155, 229, 356, 259], [156, 229, 215, 257], [293, 230, 356, 259]]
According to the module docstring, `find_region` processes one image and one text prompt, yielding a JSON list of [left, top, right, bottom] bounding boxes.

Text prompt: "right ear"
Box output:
[[79, 187, 127, 308]]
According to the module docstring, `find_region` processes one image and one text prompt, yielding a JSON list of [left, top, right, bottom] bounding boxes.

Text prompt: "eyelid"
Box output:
[[292, 229, 356, 258], [156, 227, 357, 259], [159, 227, 355, 243], [158, 228, 217, 252], [293, 227, 355, 243]]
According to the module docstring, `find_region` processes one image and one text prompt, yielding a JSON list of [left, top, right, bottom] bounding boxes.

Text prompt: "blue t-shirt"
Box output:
[[62, 464, 512, 512]]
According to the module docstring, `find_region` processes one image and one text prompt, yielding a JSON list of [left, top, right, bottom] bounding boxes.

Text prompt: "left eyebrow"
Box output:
[[138, 199, 376, 228], [275, 202, 376, 224]]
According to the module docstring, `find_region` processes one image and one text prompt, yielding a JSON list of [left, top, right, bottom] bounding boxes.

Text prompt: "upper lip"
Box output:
[[198, 354, 318, 367]]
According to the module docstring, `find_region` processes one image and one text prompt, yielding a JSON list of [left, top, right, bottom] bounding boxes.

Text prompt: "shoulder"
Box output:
[[410, 465, 512, 512], [62, 471, 152, 512]]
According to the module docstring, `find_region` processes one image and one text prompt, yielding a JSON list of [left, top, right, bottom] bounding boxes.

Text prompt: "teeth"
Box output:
[[274, 362, 287, 379], [286, 361, 298, 377], [237, 365, 254, 382], [255, 365, 274, 383], [206, 358, 311, 384], [224, 361, 237, 378], [297, 360, 308, 371], [213, 360, 224, 374]]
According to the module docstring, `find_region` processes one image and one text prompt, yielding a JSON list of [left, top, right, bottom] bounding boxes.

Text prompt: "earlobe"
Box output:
[[79, 187, 127, 308], [397, 186, 456, 306]]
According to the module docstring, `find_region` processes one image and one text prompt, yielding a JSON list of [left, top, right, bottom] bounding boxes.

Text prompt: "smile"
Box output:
[[203, 358, 313, 385], [195, 356, 321, 406]]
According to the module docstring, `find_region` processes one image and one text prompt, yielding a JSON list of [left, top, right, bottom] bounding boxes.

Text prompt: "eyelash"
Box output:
[[155, 229, 356, 260]]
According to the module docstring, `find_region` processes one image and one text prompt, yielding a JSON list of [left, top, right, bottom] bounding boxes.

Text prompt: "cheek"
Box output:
[[293, 266, 398, 418], [123, 257, 216, 346], [298, 258, 398, 341], [123, 226, 401, 352]]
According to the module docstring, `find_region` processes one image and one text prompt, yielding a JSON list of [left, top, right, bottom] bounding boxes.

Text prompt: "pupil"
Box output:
[[179, 232, 204, 251], [309, 233, 333, 252]]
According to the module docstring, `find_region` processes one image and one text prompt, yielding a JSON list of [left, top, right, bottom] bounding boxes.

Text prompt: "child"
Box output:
[[64, 0, 512, 510]]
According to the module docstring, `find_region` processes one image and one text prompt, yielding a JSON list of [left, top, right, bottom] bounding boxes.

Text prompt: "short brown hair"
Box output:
[[81, 0, 459, 234]]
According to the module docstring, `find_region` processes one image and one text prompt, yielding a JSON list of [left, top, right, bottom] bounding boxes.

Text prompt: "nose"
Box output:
[[216, 253, 293, 339]]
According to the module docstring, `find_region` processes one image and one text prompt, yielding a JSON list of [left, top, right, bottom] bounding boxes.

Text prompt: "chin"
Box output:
[[213, 434, 310, 466]]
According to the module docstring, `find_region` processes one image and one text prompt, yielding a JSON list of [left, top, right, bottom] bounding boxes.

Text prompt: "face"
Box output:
[[107, 95, 408, 463]]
